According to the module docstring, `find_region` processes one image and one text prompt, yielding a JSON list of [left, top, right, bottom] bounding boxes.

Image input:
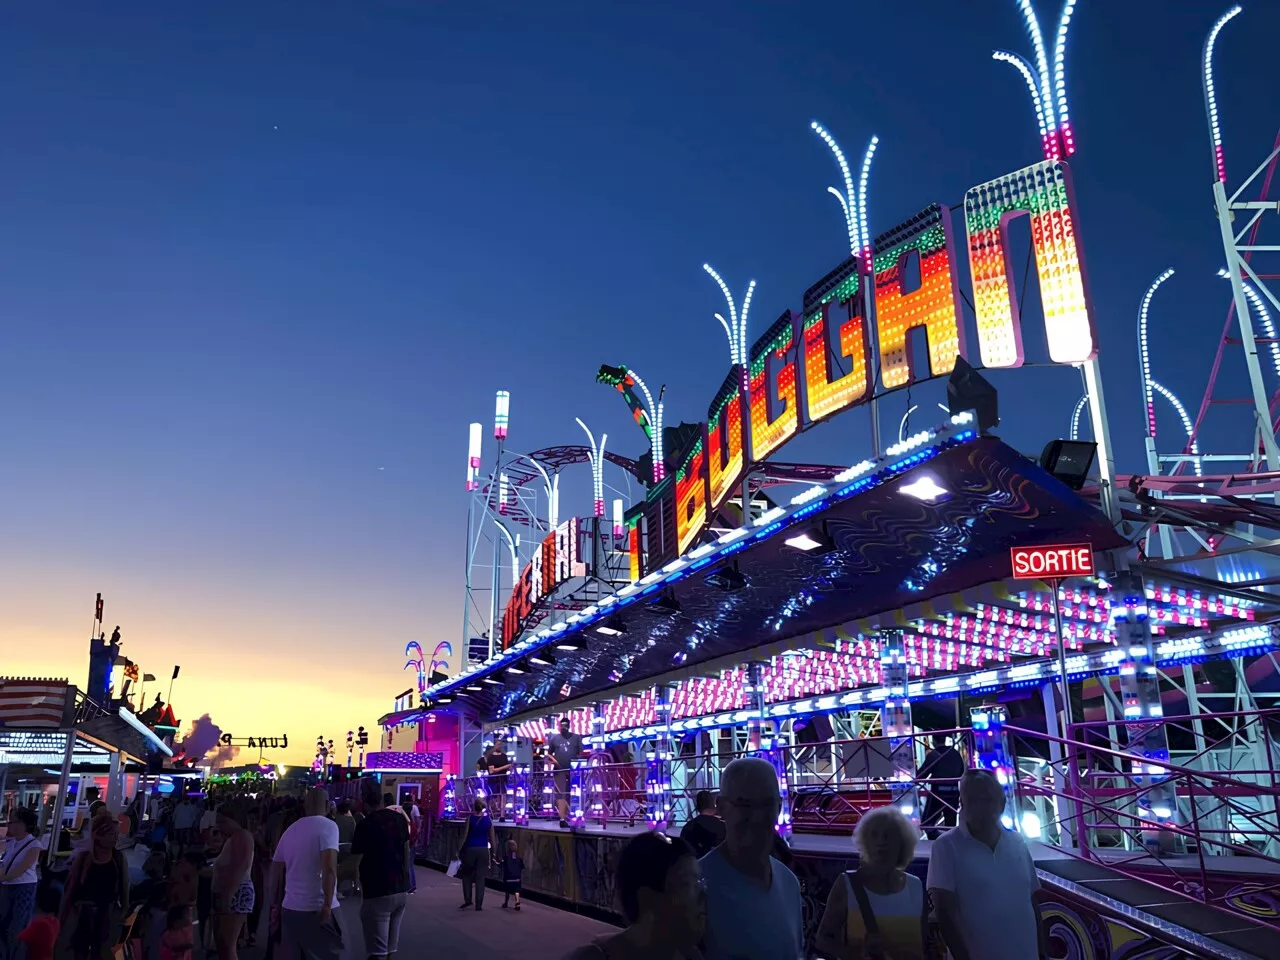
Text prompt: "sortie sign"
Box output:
[[1010, 543, 1094, 579]]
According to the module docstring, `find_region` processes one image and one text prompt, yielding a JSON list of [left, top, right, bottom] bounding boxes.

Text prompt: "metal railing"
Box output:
[[1005, 715, 1280, 933]]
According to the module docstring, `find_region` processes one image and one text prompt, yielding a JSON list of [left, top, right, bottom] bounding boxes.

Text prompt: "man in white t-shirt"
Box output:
[[927, 769, 1047, 960], [271, 788, 342, 959], [699, 757, 804, 960]]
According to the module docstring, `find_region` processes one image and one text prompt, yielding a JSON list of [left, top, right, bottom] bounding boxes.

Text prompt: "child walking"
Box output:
[[500, 839, 524, 910], [16, 884, 61, 960]]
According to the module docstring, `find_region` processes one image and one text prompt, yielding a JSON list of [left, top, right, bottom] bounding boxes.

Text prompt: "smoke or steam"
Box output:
[[180, 714, 239, 768], [205, 742, 240, 769]]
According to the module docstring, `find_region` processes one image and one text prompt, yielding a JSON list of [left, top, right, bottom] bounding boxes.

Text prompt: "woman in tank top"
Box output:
[[815, 805, 927, 960], [1, 807, 43, 960], [210, 801, 255, 960], [59, 811, 129, 960]]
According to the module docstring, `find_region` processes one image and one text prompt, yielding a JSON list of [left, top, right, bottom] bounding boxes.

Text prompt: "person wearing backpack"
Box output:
[[57, 812, 130, 960], [815, 806, 926, 960]]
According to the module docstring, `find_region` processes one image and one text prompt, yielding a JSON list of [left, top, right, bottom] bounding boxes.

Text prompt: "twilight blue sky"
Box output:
[[0, 1, 1275, 762]]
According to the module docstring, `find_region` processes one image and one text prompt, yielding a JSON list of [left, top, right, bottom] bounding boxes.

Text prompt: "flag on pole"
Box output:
[[143, 673, 156, 683], [171, 666, 181, 680]]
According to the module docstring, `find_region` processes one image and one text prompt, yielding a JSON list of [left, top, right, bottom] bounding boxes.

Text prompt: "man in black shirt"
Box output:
[[484, 737, 513, 821], [679, 790, 726, 859], [351, 779, 411, 960], [920, 733, 966, 838]]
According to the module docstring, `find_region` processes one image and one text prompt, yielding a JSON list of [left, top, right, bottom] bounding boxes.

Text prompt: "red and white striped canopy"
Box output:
[[0, 678, 71, 728]]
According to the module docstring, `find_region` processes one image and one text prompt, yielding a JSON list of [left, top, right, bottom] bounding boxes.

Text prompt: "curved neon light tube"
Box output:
[[1137, 268, 1175, 439], [1017, 0, 1056, 152], [596, 434, 608, 517], [1069, 394, 1089, 441], [575, 417, 606, 517], [739, 279, 757, 365], [1219, 268, 1280, 377], [1203, 6, 1242, 183], [703, 264, 755, 367], [714, 312, 735, 361], [826, 187, 851, 237], [1149, 381, 1202, 477], [811, 120, 860, 256], [856, 136, 879, 258], [703, 263, 739, 364], [1052, 0, 1078, 155], [993, 51, 1051, 146], [614, 369, 665, 483]]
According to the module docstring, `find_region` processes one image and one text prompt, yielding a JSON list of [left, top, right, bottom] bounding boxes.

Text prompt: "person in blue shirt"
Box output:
[[455, 799, 496, 911], [698, 758, 804, 960]]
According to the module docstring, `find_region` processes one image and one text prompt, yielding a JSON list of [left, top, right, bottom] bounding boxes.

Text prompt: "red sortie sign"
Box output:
[[1010, 543, 1095, 579]]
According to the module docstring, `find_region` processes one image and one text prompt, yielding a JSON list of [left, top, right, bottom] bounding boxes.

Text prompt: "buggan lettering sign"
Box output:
[[1010, 543, 1094, 579]]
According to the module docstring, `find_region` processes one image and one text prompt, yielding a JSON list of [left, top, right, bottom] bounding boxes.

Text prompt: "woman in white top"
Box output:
[[0, 808, 43, 960], [816, 805, 927, 960]]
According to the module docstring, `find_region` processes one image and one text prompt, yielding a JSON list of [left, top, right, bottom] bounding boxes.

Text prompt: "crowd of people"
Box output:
[[2, 753, 1048, 960], [557, 759, 1044, 960], [0, 779, 427, 960]]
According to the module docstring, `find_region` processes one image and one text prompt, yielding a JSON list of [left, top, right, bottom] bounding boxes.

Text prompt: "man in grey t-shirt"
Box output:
[[545, 716, 583, 828]]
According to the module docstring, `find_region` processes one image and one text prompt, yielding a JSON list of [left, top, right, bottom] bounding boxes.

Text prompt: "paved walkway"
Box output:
[[241, 866, 614, 960]]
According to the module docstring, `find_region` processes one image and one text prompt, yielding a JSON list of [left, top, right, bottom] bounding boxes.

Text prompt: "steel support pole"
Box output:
[[1041, 683, 1076, 849], [1049, 580, 1072, 725], [865, 259, 882, 458], [461, 489, 478, 662], [1216, 178, 1280, 470], [46, 733, 76, 865], [1082, 359, 1120, 524]]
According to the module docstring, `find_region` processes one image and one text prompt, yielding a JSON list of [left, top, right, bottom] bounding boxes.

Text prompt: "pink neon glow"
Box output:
[[1215, 144, 1227, 184], [593, 498, 605, 518], [1060, 121, 1076, 157]]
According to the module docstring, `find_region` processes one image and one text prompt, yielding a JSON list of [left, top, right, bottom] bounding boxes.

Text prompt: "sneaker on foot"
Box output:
[[459, 902, 472, 909], [515, 903, 521, 911], [559, 819, 569, 828]]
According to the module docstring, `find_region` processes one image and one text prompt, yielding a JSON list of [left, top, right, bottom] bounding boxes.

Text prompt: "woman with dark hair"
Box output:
[[0, 807, 42, 960], [563, 832, 705, 960], [456, 798, 496, 910], [211, 802, 255, 960]]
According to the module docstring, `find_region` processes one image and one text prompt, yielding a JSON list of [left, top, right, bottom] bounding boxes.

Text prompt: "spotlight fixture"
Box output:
[[481, 675, 502, 685], [706, 564, 748, 591], [651, 591, 682, 616], [436, 696, 453, 704], [596, 616, 628, 637], [1038, 439, 1097, 491], [505, 660, 529, 675], [898, 475, 950, 502], [784, 522, 837, 554], [429, 670, 449, 685], [947, 356, 999, 433], [528, 649, 557, 668], [465, 684, 483, 692], [555, 635, 587, 653]]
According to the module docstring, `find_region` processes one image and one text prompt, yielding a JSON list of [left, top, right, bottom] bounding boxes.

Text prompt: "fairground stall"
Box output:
[[418, 4, 1280, 958], [0, 677, 173, 851]]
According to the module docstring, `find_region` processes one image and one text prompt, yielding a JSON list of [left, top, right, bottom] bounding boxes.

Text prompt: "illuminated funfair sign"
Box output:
[[626, 158, 1098, 577], [501, 518, 588, 648]]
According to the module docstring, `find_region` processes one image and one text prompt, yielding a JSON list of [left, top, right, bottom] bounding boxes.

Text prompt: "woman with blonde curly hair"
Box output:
[[815, 805, 926, 959]]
